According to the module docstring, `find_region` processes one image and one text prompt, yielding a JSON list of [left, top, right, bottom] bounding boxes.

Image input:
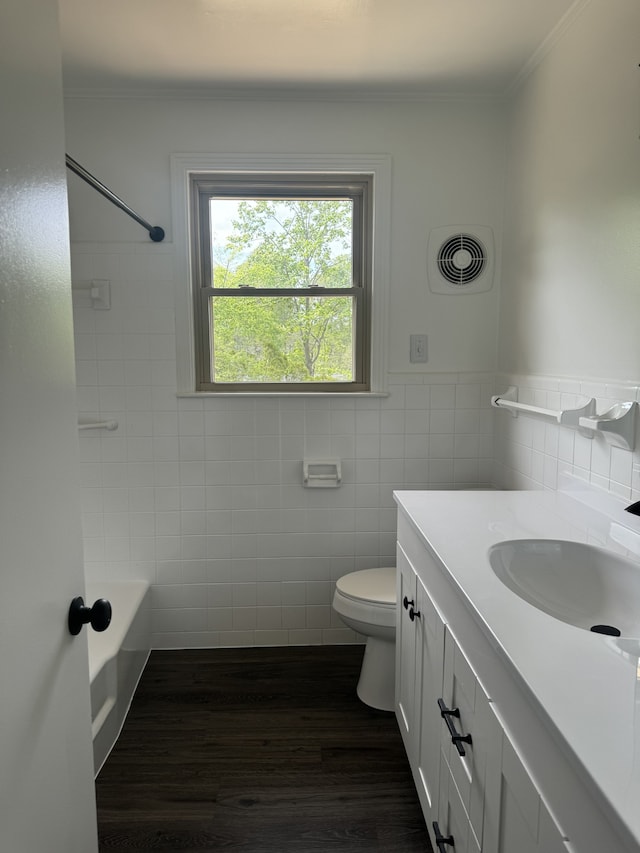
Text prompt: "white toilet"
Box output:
[[332, 567, 397, 712]]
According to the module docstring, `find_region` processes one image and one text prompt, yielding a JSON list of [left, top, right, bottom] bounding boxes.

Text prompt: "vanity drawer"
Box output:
[[436, 747, 481, 853], [439, 626, 493, 845]]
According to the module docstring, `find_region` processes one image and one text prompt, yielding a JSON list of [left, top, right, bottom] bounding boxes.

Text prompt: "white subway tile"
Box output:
[[404, 410, 428, 434], [429, 435, 453, 459], [574, 433, 593, 470], [256, 607, 283, 630], [558, 428, 575, 464], [543, 455, 558, 490], [454, 459, 479, 484], [591, 438, 612, 478], [405, 385, 429, 409], [430, 385, 456, 409], [610, 446, 632, 487], [354, 434, 380, 458], [205, 435, 232, 461], [154, 387, 180, 412], [282, 606, 306, 629], [430, 410, 454, 434], [306, 606, 332, 629], [403, 459, 427, 484], [380, 434, 405, 458], [380, 459, 404, 484], [355, 459, 380, 483], [305, 435, 332, 457], [178, 435, 204, 466], [232, 534, 257, 559], [288, 629, 323, 645], [455, 384, 481, 410], [381, 410, 405, 434], [98, 387, 126, 413], [454, 410, 480, 434], [331, 410, 355, 433], [233, 560, 258, 582], [429, 459, 454, 484]]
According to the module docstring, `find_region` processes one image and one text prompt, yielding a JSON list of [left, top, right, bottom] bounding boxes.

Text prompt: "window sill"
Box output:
[[176, 391, 390, 399]]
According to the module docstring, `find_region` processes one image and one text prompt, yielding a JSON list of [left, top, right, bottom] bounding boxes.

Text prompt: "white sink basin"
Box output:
[[488, 539, 640, 637]]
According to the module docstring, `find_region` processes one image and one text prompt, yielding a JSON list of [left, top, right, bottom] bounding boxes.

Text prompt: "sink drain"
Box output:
[[590, 624, 621, 637]]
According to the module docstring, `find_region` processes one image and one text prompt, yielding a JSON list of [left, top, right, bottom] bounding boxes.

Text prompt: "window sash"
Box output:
[[190, 173, 372, 392], [199, 290, 368, 391]]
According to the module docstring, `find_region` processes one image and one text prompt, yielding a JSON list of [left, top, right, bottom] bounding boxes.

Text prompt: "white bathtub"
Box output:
[[86, 580, 151, 776]]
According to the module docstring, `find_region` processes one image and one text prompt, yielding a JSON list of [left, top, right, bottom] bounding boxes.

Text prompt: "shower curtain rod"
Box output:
[[65, 154, 165, 242]]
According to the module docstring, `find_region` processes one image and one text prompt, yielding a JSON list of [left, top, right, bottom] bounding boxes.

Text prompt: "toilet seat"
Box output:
[[335, 567, 396, 607], [333, 567, 397, 632]]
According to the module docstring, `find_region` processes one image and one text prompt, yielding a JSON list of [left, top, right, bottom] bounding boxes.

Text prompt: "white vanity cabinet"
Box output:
[[396, 510, 574, 853]]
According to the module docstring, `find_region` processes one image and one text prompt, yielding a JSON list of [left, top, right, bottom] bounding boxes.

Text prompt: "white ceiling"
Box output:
[[59, 0, 583, 97]]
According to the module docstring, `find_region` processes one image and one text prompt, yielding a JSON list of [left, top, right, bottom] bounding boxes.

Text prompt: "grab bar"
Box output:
[[65, 154, 165, 242]]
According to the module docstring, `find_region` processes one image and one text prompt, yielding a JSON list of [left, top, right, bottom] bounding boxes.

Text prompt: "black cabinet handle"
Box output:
[[403, 595, 414, 610], [432, 821, 454, 852], [68, 596, 112, 635], [438, 697, 472, 756], [409, 606, 421, 621]]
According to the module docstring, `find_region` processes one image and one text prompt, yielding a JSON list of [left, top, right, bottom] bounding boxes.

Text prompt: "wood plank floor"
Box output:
[[96, 646, 433, 852]]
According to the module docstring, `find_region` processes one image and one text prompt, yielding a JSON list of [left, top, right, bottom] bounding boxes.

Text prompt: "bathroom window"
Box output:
[[189, 172, 373, 393]]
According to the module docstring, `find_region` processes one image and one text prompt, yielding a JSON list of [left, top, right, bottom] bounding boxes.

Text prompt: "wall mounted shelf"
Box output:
[[491, 386, 638, 451], [577, 401, 638, 451]]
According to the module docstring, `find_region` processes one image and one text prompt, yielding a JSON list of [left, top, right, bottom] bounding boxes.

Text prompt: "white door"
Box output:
[[0, 1, 98, 851]]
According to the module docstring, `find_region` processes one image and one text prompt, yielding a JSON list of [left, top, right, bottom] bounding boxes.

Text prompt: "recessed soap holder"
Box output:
[[492, 386, 638, 451]]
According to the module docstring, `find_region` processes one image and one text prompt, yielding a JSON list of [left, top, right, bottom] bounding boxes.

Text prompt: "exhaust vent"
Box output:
[[428, 226, 494, 294]]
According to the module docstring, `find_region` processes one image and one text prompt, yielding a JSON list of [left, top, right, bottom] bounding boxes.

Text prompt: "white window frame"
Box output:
[[171, 153, 391, 395]]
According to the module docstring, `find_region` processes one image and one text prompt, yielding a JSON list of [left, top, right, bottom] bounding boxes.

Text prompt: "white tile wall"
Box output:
[[494, 372, 640, 499], [71, 247, 640, 649], [72, 242, 494, 648]]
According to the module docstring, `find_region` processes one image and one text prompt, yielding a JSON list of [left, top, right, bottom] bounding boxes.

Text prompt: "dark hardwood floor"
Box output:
[[96, 646, 432, 852]]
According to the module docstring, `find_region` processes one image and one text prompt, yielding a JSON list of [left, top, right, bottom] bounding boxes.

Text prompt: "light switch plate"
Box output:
[[410, 334, 428, 363]]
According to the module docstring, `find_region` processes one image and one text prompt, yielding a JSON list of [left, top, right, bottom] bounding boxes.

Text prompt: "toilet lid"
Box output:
[[335, 567, 396, 606]]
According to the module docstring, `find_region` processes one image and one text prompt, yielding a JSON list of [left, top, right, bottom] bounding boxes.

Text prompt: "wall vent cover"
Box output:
[[427, 226, 494, 294]]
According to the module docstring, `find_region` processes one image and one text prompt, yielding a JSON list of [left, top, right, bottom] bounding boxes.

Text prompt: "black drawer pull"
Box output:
[[409, 606, 421, 621], [432, 821, 454, 852], [438, 697, 472, 756], [403, 596, 414, 610]]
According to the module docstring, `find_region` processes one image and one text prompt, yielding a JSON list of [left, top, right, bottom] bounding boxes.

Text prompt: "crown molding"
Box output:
[[505, 0, 591, 98], [62, 84, 505, 104]]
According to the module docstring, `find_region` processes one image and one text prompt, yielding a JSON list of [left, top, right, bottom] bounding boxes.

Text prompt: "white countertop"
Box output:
[[394, 482, 640, 850]]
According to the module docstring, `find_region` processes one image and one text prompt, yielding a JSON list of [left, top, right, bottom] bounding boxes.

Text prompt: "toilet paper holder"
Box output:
[[302, 458, 342, 488]]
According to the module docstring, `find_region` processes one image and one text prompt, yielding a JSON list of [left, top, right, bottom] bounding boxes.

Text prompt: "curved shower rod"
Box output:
[[65, 154, 165, 242]]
